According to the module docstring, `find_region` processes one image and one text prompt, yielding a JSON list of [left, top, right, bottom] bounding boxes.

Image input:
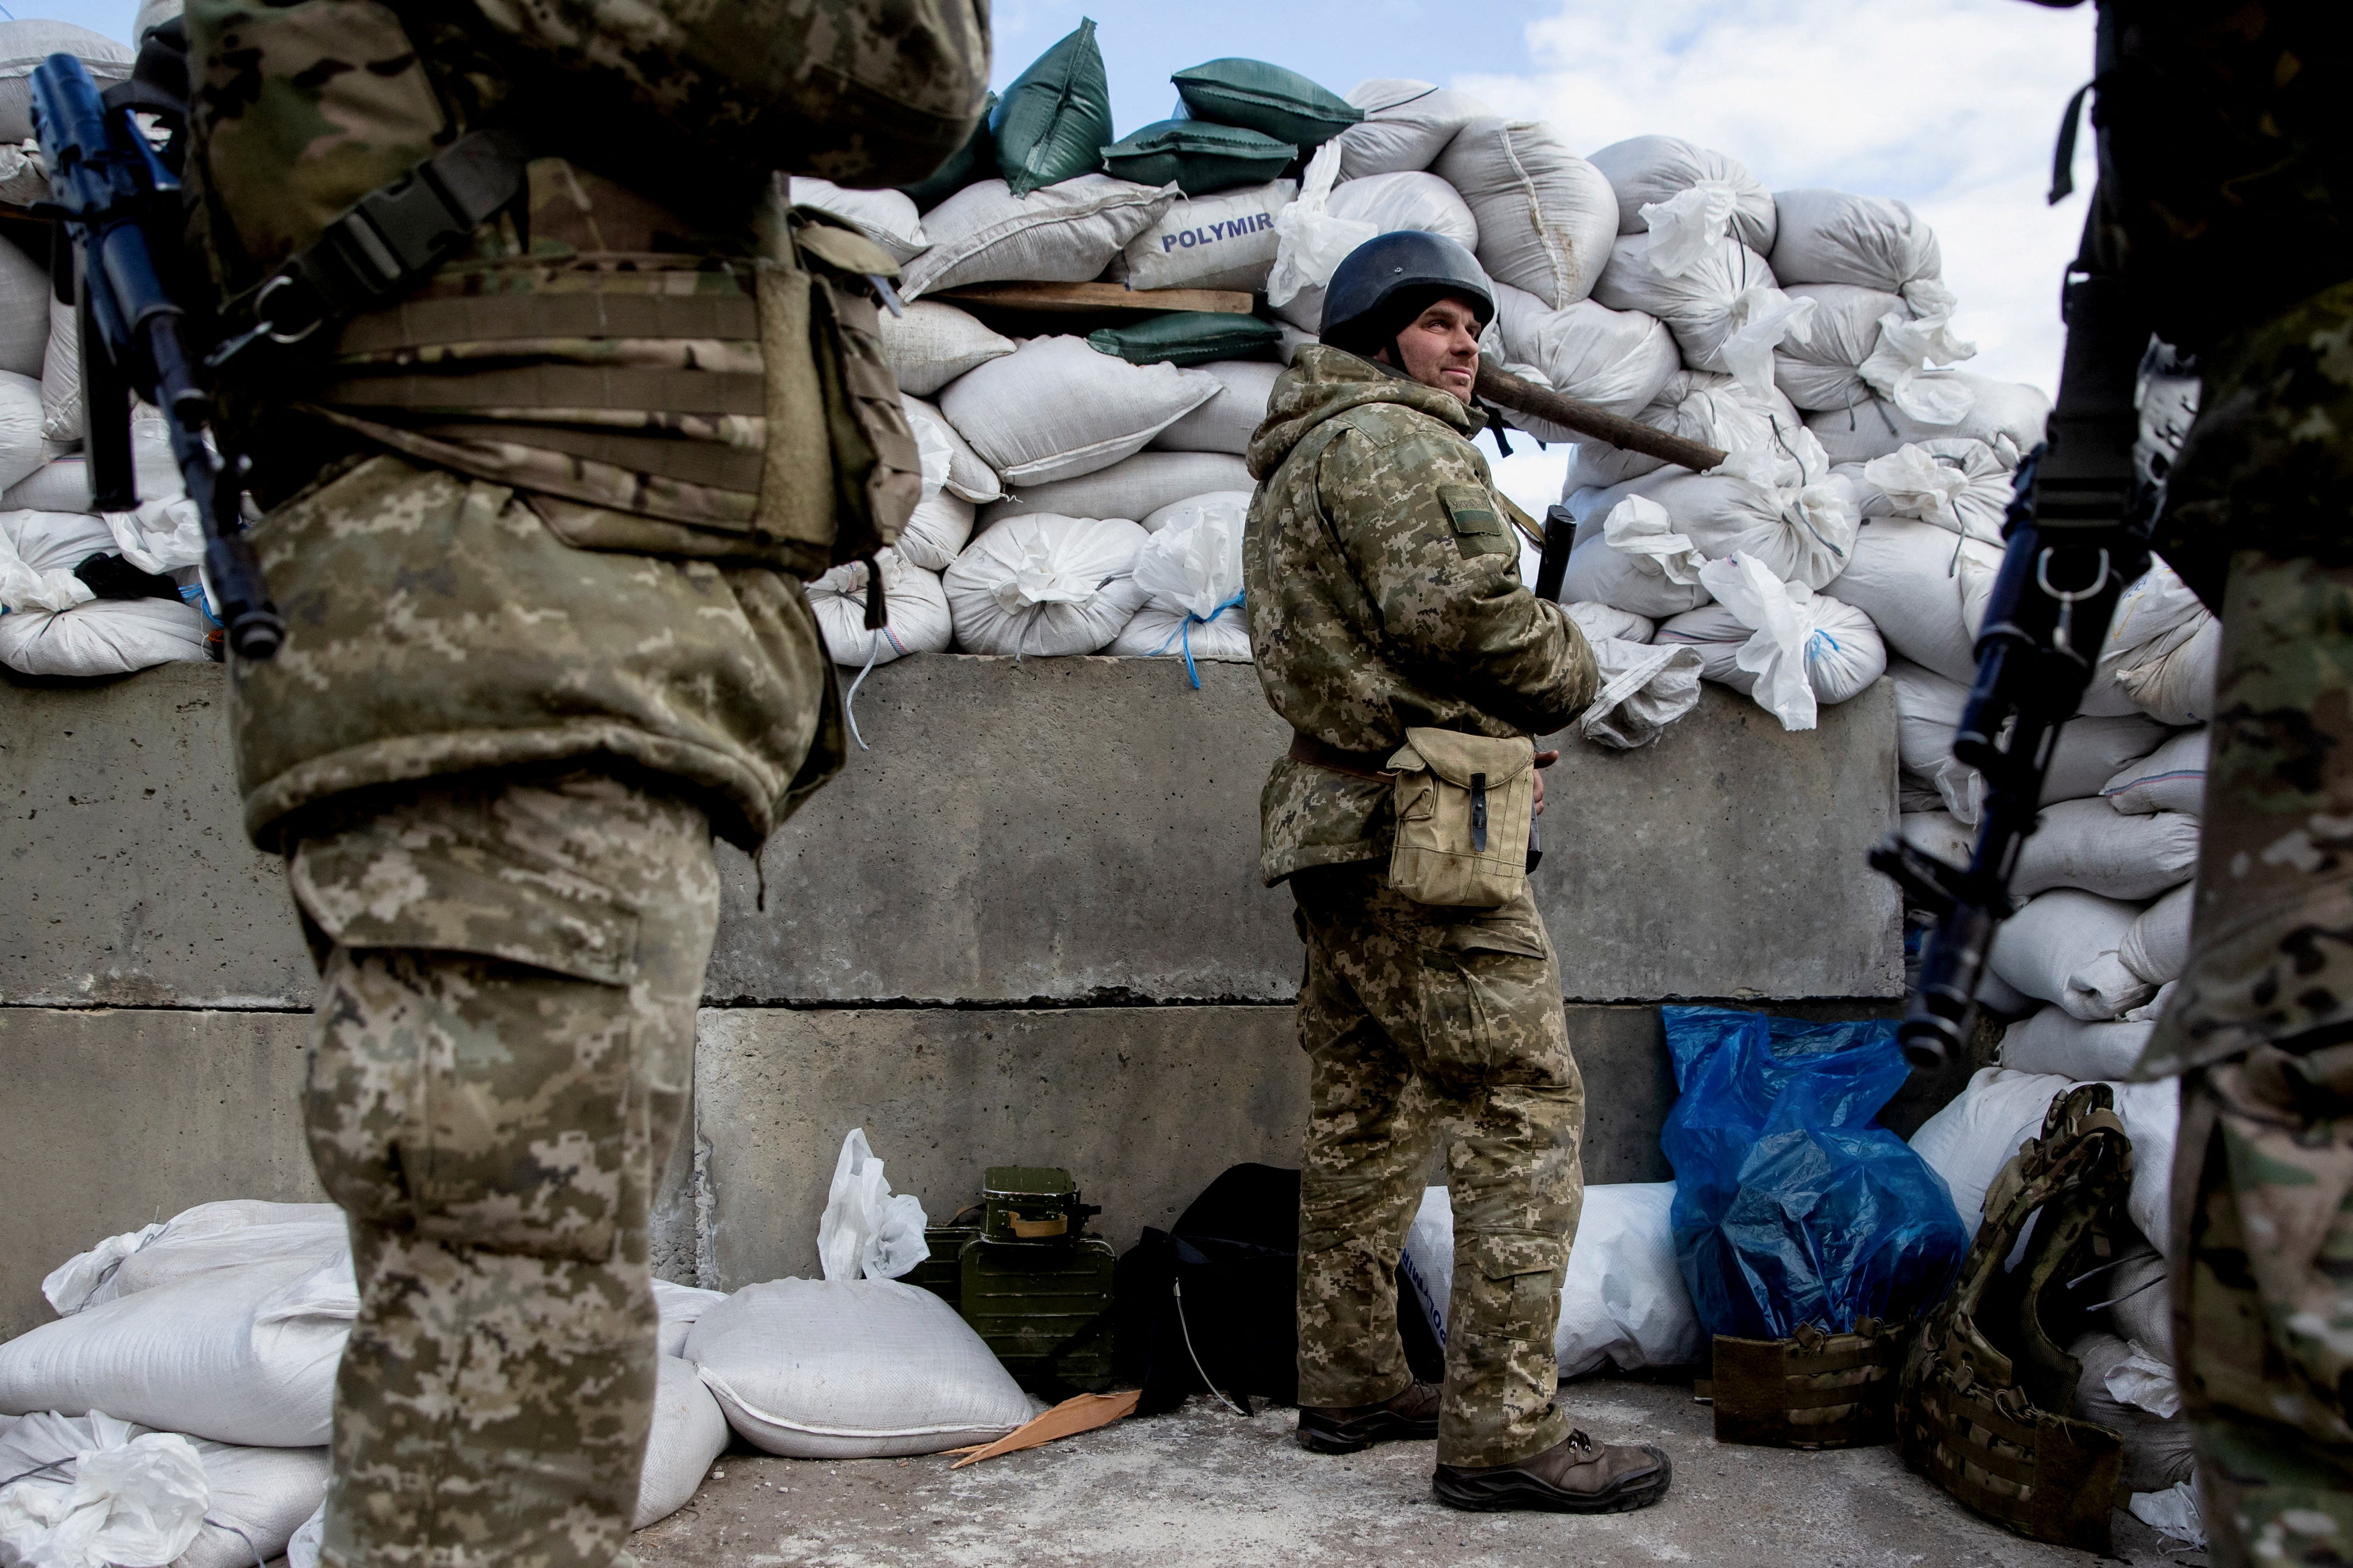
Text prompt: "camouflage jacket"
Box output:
[[186, 0, 987, 849], [1243, 346, 1596, 886]]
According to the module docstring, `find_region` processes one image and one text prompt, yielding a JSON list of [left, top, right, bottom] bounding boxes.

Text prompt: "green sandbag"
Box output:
[[1100, 119, 1297, 197], [1171, 59, 1362, 151], [901, 92, 996, 212], [994, 18, 1115, 197], [1088, 313, 1284, 368]]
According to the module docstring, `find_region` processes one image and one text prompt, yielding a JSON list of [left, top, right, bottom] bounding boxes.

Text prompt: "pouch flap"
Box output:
[[792, 212, 904, 280], [1398, 727, 1533, 789]]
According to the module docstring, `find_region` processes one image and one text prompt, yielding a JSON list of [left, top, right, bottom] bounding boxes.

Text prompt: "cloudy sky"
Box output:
[[25, 0, 2098, 511]]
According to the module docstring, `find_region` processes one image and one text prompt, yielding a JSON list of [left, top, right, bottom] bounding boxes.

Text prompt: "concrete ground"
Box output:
[[632, 1378, 2204, 1568]]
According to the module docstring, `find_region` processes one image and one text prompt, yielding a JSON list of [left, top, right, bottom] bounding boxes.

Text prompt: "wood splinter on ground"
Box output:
[[944, 1389, 1143, 1468]]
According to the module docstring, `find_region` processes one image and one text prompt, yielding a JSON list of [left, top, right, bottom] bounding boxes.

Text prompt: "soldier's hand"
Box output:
[[1533, 749, 1560, 816]]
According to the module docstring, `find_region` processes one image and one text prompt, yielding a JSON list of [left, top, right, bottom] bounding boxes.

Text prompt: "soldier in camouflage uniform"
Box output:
[[1245, 232, 1667, 1514], [177, 3, 989, 1565], [2023, 1, 2353, 1561]]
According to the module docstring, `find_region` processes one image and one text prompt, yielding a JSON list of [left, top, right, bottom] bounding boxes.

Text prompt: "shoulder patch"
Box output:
[[1439, 484, 1513, 557]]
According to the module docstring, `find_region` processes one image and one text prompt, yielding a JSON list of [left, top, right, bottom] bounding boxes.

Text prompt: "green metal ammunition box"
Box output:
[[981, 1165, 1091, 1245], [958, 1233, 1119, 1393], [911, 1225, 977, 1309]]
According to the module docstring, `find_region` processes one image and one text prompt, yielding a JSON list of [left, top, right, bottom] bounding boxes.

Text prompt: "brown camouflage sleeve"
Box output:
[[1317, 425, 1598, 737]]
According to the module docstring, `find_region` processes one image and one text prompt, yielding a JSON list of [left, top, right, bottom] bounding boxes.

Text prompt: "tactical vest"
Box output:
[[1710, 1317, 1911, 1450], [1898, 1084, 2134, 1557]]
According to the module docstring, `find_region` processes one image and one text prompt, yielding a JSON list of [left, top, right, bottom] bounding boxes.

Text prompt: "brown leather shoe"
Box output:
[[1432, 1427, 1673, 1513], [1295, 1380, 1443, 1454]]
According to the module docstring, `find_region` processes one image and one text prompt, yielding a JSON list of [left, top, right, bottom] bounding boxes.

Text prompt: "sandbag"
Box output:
[[2119, 881, 2196, 988], [1586, 135, 1776, 254], [786, 179, 928, 264], [686, 1278, 1031, 1458], [1120, 181, 1295, 293], [901, 177, 1174, 300], [1491, 286, 1680, 428], [1589, 233, 1806, 391], [0, 1412, 327, 1568], [1334, 79, 1493, 179], [1564, 600, 1655, 643], [44, 1202, 346, 1318], [1846, 439, 2014, 545], [944, 513, 1150, 657], [0, 508, 208, 678], [0, 367, 45, 493], [896, 491, 975, 574], [982, 451, 1253, 530], [1989, 888, 2154, 1022], [1893, 659, 2170, 823], [993, 20, 1114, 197], [653, 1280, 727, 1360], [2106, 1248, 2173, 1362], [0, 236, 49, 384], [1575, 638, 1705, 750], [2000, 1005, 2158, 1082], [1087, 312, 1281, 369], [808, 551, 952, 668], [1150, 360, 1280, 456], [2069, 1331, 2195, 1495], [1909, 1067, 2077, 1230], [1824, 517, 2001, 684], [939, 337, 1216, 486], [1658, 554, 1885, 731], [2011, 799, 2201, 901], [2, 457, 91, 513], [1434, 120, 1617, 309], [1772, 284, 1906, 411], [1807, 377, 2051, 465], [1171, 58, 1360, 151], [1769, 188, 1943, 294], [1107, 498, 1249, 667], [1100, 122, 1295, 198], [1599, 466, 1860, 591], [1563, 371, 1804, 492], [1402, 1183, 1700, 1380], [634, 1355, 729, 1528], [900, 393, 1002, 504], [2109, 582, 2220, 725], [1273, 169, 1480, 333], [39, 293, 79, 443], [1, 21, 133, 145], [2103, 727, 2207, 815], [0, 1256, 351, 1446], [878, 301, 1014, 398], [1556, 497, 1711, 619]]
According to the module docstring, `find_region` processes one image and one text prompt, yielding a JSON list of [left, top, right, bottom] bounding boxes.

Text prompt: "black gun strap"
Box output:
[[216, 129, 531, 362]]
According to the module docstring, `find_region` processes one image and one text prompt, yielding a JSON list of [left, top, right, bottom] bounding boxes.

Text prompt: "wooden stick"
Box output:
[[947, 1389, 1141, 1469], [1474, 362, 1728, 474]]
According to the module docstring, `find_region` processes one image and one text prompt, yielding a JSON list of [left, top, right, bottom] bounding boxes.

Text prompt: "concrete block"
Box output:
[[0, 1007, 322, 1340], [1, 664, 314, 1009]]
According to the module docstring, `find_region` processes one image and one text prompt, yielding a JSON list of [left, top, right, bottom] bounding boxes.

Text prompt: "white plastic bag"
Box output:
[[879, 303, 1015, 399], [1586, 135, 1776, 253], [1564, 371, 1803, 492], [1563, 600, 1654, 643], [44, 1202, 345, 1317], [1807, 377, 2051, 466], [1401, 1184, 1700, 1380], [1555, 496, 1711, 619], [807, 552, 952, 669], [1989, 888, 2155, 1021], [1605, 465, 1859, 591], [39, 294, 79, 443], [2103, 727, 2207, 815], [1265, 144, 1376, 331], [0, 368, 45, 493], [633, 1354, 730, 1528], [1857, 441, 2012, 545], [0, 1422, 208, 1568], [1999, 1006, 2157, 1082], [2130, 1481, 2205, 1548], [939, 337, 1217, 488], [1663, 554, 1886, 730], [1334, 79, 1494, 179], [901, 176, 1174, 299], [1108, 499, 1249, 667], [897, 492, 976, 574], [817, 1129, 929, 1284], [1772, 284, 1906, 412], [1911, 1068, 2176, 1255], [1435, 120, 1616, 310], [1859, 309, 1979, 424], [944, 513, 1149, 657], [2069, 1332, 2194, 1494], [0, 508, 206, 677], [1271, 170, 1482, 333]]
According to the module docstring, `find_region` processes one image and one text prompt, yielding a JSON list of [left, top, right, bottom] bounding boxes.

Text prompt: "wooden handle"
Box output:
[[1475, 362, 1728, 474]]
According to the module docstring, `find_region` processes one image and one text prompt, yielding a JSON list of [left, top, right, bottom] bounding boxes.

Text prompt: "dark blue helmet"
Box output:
[[1319, 231, 1495, 357]]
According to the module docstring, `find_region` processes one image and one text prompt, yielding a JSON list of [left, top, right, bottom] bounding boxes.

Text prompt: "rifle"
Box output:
[[29, 52, 284, 660], [1868, 264, 2155, 1069]]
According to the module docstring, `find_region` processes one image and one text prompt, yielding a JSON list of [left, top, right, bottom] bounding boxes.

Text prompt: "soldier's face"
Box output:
[[1383, 298, 1483, 404]]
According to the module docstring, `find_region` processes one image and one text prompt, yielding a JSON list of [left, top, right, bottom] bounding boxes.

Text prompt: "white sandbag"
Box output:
[[1144, 488, 1254, 536], [1910, 1067, 2075, 1228], [0, 507, 105, 617], [653, 1279, 727, 1361], [1433, 120, 1617, 310], [1772, 285, 1906, 412], [0, 236, 50, 382], [1769, 188, 1943, 295], [1586, 135, 1776, 254], [2107, 1247, 2173, 1362], [2104, 726, 2207, 815], [901, 176, 1174, 300], [808, 551, 952, 668], [940, 337, 1216, 488], [634, 1354, 729, 1528], [1273, 170, 1482, 333], [1893, 659, 2170, 823], [1999, 1006, 2156, 1082], [2069, 1332, 2195, 1494], [786, 179, 929, 264], [981, 451, 1252, 531], [1576, 639, 1705, 750], [1265, 144, 1372, 333], [944, 513, 1149, 657], [2114, 612, 2220, 726], [1556, 497, 1710, 619], [1603, 465, 1858, 591], [1807, 377, 2052, 466], [1564, 600, 1654, 643], [1563, 374, 1790, 493], [900, 393, 1001, 504], [1402, 1183, 1700, 1379], [0, 507, 209, 678], [1853, 440, 2014, 545], [0, 1256, 351, 1447], [2, 21, 134, 145], [45, 1202, 346, 1317], [1899, 810, 1974, 868], [1660, 554, 1884, 730], [1121, 180, 1295, 293], [1590, 233, 1805, 392], [1989, 888, 2154, 1021], [879, 302, 1015, 398], [1491, 286, 1680, 430], [2137, 355, 2202, 494], [686, 1279, 1028, 1459], [2121, 882, 2196, 987], [2, 458, 91, 514], [39, 293, 79, 443], [2011, 799, 2201, 901], [897, 491, 976, 573], [1107, 499, 1249, 665], [1149, 360, 1281, 456], [0, 367, 45, 492], [1334, 79, 1494, 179], [1824, 517, 2000, 684], [0, 1412, 326, 1568]]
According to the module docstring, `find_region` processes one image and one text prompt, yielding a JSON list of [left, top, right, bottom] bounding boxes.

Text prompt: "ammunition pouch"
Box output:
[[1384, 727, 1535, 908], [1898, 1084, 2135, 1555], [1712, 1318, 1911, 1450]]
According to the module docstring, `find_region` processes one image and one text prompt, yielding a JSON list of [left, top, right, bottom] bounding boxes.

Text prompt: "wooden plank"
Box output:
[[931, 280, 1256, 317]]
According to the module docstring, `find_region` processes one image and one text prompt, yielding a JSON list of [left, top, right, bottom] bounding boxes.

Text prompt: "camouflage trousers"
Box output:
[[2141, 554, 2353, 1567], [287, 766, 720, 1568], [1289, 862, 1585, 1469]]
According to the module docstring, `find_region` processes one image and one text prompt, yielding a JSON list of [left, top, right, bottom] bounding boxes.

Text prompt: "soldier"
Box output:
[[1244, 231, 1670, 1514], [176, 4, 988, 1566], [2018, 1, 2353, 1562]]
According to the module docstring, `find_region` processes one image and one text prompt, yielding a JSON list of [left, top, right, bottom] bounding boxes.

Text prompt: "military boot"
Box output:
[[1295, 1380, 1444, 1454], [1432, 1427, 1673, 1513]]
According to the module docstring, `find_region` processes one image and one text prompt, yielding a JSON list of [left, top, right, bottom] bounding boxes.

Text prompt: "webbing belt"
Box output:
[[317, 366, 766, 417], [411, 423, 764, 492], [1712, 1320, 1910, 1450], [335, 289, 759, 355]]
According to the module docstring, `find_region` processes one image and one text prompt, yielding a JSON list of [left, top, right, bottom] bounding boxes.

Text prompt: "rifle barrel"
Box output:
[[1475, 363, 1728, 474]]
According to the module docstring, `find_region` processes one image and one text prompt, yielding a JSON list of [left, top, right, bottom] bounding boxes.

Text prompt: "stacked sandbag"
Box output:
[[1655, 552, 1885, 731], [1105, 492, 1250, 670]]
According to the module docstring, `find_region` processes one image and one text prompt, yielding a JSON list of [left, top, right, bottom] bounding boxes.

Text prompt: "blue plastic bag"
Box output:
[[1661, 1006, 1966, 1340]]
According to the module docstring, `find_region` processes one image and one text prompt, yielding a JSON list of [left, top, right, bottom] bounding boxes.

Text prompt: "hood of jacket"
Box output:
[[1246, 344, 1483, 482]]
